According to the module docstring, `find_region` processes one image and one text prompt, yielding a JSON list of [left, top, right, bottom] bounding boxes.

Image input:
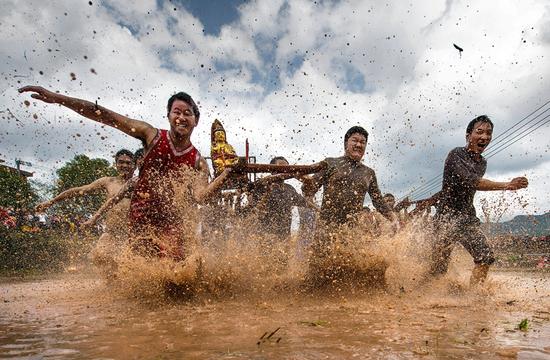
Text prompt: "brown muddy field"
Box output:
[[1, 255, 549, 359]]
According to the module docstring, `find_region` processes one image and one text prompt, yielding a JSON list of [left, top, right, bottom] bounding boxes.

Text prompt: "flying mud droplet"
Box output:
[[33, 114, 38, 119], [24, 100, 30, 107], [90, 68, 97, 74], [70, 72, 76, 81]]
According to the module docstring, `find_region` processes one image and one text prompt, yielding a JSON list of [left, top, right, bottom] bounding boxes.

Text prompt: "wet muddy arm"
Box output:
[[300, 163, 328, 198], [193, 157, 232, 204], [18, 86, 157, 146], [84, 181, 133, 227], [477, 177, 528, 191], [36, 178, 106, 212], [368, 174, 395, 222]]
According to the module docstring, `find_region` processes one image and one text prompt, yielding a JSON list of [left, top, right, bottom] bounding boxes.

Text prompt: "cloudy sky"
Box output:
[[1, 0, 549, 220]]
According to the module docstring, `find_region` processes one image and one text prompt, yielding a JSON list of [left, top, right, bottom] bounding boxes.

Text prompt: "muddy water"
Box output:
[[1, 267, 549, 359]]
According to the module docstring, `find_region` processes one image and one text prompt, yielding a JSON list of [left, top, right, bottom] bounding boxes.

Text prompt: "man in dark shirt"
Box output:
[[253, 157, 310, 240], [302, 127, 393, 228], [431, 115, 528, 285], [301, 126, 394, 285]]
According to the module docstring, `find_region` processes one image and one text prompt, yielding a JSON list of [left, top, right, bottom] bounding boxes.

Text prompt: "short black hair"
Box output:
[[115, 149, 134, 161], [270, 156, 288, 164], [466, 115, 493, 135], [344, 126, 369, 144], [167, 92, 200, 120], [134, 148, 145, 160], [383, 193, 395, 199]]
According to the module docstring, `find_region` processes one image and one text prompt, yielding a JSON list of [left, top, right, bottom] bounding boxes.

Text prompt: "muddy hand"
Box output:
[[18, 86, 59, 104], [35, 201, 52, 212], [507, 177, 528, 190]]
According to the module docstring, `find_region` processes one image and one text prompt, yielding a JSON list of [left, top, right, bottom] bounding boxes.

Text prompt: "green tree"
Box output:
[[0, 167, 38, 210], [52, 154, 116, 217]]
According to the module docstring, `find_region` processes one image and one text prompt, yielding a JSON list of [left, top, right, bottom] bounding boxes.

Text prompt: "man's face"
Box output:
[[115, 154, 135, 178], [344, 133, 367, 161], [168, 99, 198, 138], [466, 121, 493, 154]]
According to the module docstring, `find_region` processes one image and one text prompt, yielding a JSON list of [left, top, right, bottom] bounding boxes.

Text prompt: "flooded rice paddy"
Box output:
[[1, 264, 548, 359]]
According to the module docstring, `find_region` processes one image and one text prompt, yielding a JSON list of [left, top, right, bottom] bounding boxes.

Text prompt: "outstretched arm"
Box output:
[[82, 179, 135, 228], [368, 173, 395, 222], [36, 177, 107, 212], [18, 86, 157, 146], [409, 192, 440, 216], [193, 157, 234, 203], [477, 177, 528, 191]]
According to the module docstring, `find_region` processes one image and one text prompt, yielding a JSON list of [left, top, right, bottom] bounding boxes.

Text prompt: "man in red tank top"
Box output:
[[19, 86, 233, 260]]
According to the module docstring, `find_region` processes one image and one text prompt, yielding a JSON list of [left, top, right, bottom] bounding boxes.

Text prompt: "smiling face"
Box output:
[[344, 133, 367, 161], [115, 154, 135, 179], [168, 99, 198, 138], [466, 121, 493, 154]]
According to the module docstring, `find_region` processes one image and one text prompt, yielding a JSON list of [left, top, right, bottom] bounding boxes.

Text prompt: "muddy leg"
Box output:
[[470, 263, 490, 286]]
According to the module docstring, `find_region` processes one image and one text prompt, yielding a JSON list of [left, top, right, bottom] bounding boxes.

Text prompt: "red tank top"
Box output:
[[130, 129, 201, 228]]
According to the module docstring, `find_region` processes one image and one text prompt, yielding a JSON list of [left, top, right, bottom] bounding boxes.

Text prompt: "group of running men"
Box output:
[[20, 85, 528, 286]]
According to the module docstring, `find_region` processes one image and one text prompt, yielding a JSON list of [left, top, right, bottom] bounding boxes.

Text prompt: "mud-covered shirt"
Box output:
[[436, 147, 487, 221], [306, 156, 391, 226], [254, 182, 308, 238]]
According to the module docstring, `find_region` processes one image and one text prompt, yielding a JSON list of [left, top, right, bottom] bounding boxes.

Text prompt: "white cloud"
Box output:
[[1, 0, 549, 219]]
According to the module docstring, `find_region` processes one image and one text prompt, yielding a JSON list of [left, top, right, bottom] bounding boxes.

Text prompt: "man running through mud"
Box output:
[[35, 149, 135, 276], [36, 149, 135, 214], [20, 86, 232, 261], [82, 148, 146, 230], [430, 115, 528, 285], [252, 157, 312, 240], [301, 126, 394, 285]]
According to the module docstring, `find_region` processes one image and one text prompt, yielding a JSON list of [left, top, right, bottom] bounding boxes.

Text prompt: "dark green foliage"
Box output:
[[0, 167, 38, 210], [53, 154, 116, 216], [0, 228, 94, 275]]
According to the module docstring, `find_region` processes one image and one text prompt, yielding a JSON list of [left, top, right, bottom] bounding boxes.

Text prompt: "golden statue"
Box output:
[[210, 119, 238, 177]]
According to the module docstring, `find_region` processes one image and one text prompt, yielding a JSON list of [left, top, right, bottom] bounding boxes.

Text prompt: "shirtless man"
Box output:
[[20, 86, 232, 261], [429, 115, 528, 285], [301, 126, 394, 284], [36, 149, 135, 276], [82, 148, 145, 229], [36, 149, 135, 213]]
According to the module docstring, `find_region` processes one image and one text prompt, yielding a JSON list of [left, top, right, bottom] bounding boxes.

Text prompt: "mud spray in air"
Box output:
[[2, 192, 548, 358]]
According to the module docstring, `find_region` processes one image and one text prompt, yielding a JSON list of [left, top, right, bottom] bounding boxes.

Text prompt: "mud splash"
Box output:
[[1, 268, 548, 358]]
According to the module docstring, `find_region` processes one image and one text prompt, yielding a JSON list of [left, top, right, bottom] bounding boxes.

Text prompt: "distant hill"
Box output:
[[486, 212, 550, 236]]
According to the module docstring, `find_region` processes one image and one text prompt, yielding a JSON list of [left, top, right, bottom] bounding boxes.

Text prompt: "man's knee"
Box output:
[[463, 229, 495, 266]]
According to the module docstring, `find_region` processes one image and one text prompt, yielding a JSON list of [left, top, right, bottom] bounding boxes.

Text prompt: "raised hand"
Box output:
[[18, 86, 60, 104]]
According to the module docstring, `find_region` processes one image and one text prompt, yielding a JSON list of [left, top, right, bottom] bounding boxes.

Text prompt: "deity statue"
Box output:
[[210, 119, 239, 177]]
